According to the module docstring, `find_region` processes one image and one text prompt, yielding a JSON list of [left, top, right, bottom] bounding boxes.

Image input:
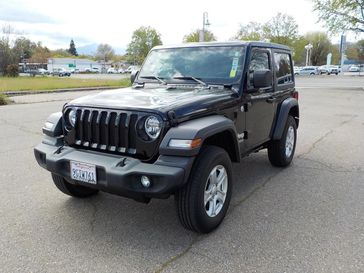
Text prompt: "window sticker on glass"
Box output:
[[229, 57, 239, 78]]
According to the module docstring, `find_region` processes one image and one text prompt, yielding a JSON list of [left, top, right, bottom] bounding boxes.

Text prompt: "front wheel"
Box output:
[[268, 115, 297, 167], [52, 174, 99, 198], [175, 146, 232, 233]]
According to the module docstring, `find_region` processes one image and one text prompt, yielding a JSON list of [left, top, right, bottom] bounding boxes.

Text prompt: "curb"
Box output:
[[4, 86, 123, 97]]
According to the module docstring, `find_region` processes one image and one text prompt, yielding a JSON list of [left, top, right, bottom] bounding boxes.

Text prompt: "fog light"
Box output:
[[141, 176, 151, 188]]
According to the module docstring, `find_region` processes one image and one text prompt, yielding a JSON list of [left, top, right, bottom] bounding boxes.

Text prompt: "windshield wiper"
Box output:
[[139, 75, 167, 85], [172, 76, 208, 87]]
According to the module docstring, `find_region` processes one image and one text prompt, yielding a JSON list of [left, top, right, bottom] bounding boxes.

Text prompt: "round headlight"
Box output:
[[144, 116, 161, 140], [68, 109, 77, 127]]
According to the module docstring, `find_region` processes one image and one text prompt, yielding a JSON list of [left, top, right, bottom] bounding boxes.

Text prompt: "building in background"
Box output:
[[47, 58, 104, 72]]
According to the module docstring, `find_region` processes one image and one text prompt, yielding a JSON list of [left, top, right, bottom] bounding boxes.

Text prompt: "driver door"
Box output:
[[243, 48, 276, 151]]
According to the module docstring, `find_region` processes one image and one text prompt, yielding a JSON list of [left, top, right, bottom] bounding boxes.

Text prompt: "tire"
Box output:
[[175, 146, 232, 233], [268, 115, 297, 167], [51, 174, 99, 198]]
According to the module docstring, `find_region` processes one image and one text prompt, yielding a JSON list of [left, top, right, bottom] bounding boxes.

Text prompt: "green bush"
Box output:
[[0, 93, 9, 105], [6, 64, 19, 77]]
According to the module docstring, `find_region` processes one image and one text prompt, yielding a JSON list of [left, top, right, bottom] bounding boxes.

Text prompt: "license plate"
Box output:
[[70, 161, 97, 184]]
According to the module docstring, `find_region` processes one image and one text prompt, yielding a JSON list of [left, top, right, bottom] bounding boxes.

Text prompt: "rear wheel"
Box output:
[[175, 146, 232, 233], [52, 174, 99, 198], [268, 115, 297, 167]]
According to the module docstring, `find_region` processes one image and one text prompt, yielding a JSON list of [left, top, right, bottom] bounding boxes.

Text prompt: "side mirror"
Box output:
[[130, 70, 139, 84], [253, 69, 272, 89]]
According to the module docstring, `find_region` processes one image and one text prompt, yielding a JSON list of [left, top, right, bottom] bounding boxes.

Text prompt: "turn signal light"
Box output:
[[168, 138, 202, 149]]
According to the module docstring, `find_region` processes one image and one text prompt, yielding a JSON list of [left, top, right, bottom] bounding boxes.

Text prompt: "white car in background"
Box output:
[[294, 66, 302, 75], [349, 65, 360, 72], [107, 68, 117, 74], [298, 66, 319, 75], [326, 65, 340, 75], [318, 65, 328, 74], [125, 66, 140, 73], [37, 68, 50, 75]]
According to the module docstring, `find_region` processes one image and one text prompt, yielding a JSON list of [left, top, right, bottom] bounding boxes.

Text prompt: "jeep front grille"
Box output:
[[73, 109, 139, 154]]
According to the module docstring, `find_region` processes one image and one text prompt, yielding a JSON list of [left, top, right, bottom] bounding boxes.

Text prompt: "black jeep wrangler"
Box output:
[[34, 42, 299, 233]]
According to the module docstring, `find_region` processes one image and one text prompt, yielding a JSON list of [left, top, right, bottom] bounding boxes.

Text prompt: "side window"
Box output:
[[248, 50, 270, 88], [274, 53, 293, 85]]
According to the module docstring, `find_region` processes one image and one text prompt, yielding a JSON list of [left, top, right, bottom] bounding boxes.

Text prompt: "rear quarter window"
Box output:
[[274, 53, 293, 85]]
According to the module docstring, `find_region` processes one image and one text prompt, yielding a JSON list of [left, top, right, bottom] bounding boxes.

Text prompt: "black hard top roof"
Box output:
[[153, 41, 291, 51]]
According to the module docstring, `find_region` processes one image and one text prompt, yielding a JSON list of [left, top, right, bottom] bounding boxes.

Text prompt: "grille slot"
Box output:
[[73, 109, 138, 153]]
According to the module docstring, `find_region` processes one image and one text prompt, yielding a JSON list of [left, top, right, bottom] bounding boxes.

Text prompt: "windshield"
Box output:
[[138, 46, 246, 85]]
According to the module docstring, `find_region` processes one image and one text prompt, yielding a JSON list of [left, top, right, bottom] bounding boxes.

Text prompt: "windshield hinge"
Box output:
[[167, 111, 178, 127]]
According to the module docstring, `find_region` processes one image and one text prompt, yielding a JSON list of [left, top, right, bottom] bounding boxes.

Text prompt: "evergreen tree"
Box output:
[[68, 39, 78, 56]]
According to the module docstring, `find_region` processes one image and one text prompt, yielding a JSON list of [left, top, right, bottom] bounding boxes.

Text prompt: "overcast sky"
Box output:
[[0, 0, 362, 50]]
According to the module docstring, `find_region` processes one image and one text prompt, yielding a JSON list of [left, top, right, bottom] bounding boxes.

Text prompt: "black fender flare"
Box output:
[[159, 115, 240, 159], [272, 98, 299, 140]]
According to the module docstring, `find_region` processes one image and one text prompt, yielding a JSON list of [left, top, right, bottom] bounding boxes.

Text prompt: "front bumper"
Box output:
[[34, 141, 194, 201]]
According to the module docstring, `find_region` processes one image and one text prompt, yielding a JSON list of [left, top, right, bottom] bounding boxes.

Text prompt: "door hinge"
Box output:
[[241, 103, 251, 112], [237, 131, 248, 141]]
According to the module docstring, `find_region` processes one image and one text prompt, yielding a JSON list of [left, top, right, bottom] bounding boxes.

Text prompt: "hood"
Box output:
[[67, 86, 237, 119]]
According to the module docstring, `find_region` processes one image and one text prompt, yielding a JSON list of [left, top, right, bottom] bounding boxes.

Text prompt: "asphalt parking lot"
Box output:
[[1, 77, 363, 272]]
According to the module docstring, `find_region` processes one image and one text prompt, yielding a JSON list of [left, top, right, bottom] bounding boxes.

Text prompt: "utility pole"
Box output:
[[340, 34, 346, 70], [199, 12, 210, 42], [305, 43, 313, 66]]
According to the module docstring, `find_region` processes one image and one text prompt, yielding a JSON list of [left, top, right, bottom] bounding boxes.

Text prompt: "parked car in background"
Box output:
[[349, 65, 360, 72], [51, 68, 71, 77], [70, 68, 80, 74], [298, 66, 318, 76], [37, 68, 50, 75], [326, 65, 339, 75], [83, 67, 100, 73], [294, 66, 301, 75], [107, 68, 118, 74], [118, 68, 126, 73], [318, 65, 328, 74], [125, 66, 140, 73], [318, 65, 339, 75]]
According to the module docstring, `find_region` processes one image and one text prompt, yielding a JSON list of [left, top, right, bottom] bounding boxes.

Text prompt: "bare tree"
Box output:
[[95, 44, 115, 62]]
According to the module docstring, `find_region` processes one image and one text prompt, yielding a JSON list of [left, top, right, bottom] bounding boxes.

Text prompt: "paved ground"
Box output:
[[0, 77, 363, 272]]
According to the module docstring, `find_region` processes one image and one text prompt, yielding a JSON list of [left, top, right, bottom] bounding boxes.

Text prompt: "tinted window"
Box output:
[[274, 53, 293, 85], [248, 51, 270, 87]]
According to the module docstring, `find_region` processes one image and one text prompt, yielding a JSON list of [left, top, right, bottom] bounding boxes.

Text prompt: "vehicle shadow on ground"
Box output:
[[58, 151, 282, 265]]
